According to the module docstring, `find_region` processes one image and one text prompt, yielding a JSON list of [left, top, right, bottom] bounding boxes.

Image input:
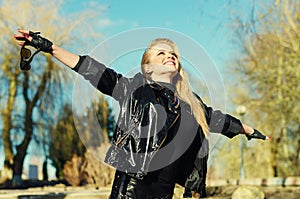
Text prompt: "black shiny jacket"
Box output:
[[73, 55, 243, 195]]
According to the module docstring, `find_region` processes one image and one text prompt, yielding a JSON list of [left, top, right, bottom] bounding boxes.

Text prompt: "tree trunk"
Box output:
[[1, 75, 17, 182], [271, 136, 280, 177], [43, 158, 49, 181], [10, 67, 52, 187], [295, 127, 300, 175], [12, 106, 34, 187]]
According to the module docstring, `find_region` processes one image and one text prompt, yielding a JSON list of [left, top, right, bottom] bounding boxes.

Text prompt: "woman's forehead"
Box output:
[[151, 43, 174, 52]]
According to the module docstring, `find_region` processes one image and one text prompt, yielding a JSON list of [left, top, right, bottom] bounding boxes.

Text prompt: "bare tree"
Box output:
[[201, 0, 299, 179], [229, 0, 300, 176], [0, 0, 105, 187]]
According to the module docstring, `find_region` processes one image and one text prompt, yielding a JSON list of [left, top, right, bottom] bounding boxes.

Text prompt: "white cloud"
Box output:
[[97, 18, 115, 27]]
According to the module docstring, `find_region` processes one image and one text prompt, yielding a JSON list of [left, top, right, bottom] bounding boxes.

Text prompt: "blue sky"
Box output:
[[0, 0, 243, 167], [61, 0, 253, 108], [62, 0, 245, 72], [1, 0, 272, 176]]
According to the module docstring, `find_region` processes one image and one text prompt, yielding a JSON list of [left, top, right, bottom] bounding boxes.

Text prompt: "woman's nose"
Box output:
[[166, 52, 175, 60]]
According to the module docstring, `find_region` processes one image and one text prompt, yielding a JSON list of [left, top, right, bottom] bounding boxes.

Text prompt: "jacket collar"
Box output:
[[136, 72, 176, 93], [145, 77, 175, 92]]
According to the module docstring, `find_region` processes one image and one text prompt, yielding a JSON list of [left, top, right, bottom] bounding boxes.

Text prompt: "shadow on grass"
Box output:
[[17, 193, 67, 199], [0, 179, 70, 189]]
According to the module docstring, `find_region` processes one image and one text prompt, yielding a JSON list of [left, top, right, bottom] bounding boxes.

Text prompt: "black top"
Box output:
[[135, 82, 201, 196], [157, 81, 176, 93]]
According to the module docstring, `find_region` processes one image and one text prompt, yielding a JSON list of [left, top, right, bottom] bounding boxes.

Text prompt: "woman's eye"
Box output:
[[172, 53, 178, 58], [157, 51, 165, 56]]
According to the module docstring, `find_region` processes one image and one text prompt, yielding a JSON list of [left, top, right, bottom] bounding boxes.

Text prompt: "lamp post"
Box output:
[[236, 105, 247, 179]]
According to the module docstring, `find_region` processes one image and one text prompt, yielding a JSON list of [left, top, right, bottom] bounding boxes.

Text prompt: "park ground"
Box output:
[[0, 183, 300, 199]]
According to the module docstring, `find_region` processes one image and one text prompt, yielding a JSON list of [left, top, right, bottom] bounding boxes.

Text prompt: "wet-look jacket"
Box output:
[[73, 55, 243, 196]]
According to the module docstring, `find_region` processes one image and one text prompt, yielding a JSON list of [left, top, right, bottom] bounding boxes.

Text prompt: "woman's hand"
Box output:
[[14, 29, 32, 46], [14, 29, 53, 53], [241, 123, 254, 135], [14, 28, 79, 68], [241, 124, 271, 140]]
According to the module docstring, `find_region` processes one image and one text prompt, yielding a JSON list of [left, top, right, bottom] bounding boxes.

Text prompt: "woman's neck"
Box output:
[[150, 74, 174, 84]]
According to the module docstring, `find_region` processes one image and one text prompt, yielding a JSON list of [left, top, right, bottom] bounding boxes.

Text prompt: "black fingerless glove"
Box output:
[[28, 31, 53, 53], [246, 129, 269, 140]]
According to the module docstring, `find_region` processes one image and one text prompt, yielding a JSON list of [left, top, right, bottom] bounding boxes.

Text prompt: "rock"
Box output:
[[262, 177, 285, 186], [232, 186, 265, 199], [285, 177, 300, 186]]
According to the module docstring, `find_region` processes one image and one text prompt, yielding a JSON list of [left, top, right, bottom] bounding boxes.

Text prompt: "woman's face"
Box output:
[[148, 43, 180, 73]]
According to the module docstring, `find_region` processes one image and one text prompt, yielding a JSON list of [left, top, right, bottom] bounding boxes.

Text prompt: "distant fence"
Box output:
[[207, 177, 300, 187]]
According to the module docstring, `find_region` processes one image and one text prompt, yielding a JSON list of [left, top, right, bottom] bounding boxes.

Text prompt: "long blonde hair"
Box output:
[[141, 38, 209, 137]]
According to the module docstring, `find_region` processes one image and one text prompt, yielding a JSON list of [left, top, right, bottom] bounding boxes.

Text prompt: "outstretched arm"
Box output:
[[14, 29, 128, 101], [14, 29, 79, 68], [193, 93, 270, 140], [52, 44, 79, 69]]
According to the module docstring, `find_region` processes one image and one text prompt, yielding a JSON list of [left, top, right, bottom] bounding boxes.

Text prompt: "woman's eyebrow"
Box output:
[[157, 49, 176, 54]]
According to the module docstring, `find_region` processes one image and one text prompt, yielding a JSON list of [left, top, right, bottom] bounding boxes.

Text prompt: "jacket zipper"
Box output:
[[115, 122, 138, 146], [115, 106, 141, 146]]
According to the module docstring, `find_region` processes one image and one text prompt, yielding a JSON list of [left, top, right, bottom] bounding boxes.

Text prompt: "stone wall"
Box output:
[[207, 176, 300, 187]]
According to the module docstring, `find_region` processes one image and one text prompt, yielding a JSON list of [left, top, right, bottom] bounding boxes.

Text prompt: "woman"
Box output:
[[14, 29, 269, 199]]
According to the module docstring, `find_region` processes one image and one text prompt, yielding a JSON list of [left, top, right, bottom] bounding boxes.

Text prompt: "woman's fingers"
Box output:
[[14, 29, 32, 42], [14, 34, 27, 47], [17, 28, 29, 35], [14, 34, 26, 40], [16, 41, 25, 46]]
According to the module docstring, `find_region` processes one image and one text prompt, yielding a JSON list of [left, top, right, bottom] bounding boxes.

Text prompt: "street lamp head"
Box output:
[[236, 105, 247, 116]]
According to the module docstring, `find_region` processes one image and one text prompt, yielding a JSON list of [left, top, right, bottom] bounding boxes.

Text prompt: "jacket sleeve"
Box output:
[[204, 105, 242, 138], [72, 55, 128, 102], [194, 94, 243, 138]]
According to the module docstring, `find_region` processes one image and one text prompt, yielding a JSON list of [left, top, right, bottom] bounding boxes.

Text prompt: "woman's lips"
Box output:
[[163, 61, 175, 66]]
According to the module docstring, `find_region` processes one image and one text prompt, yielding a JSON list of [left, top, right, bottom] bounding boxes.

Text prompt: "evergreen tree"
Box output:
[[49, 104, 86, 179]]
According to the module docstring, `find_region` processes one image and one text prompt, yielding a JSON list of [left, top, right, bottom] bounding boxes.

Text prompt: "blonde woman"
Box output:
[[14, 29, 269, 199]]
